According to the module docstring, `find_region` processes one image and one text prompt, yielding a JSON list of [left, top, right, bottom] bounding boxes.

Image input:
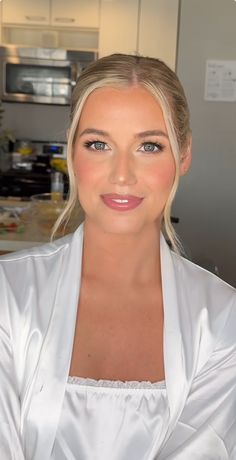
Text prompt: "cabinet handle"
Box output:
[[25, 15, 47, 22], [54, 17, 75, 23]]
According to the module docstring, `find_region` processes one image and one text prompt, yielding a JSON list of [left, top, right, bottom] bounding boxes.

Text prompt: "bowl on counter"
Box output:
[[23, 193, 84, 238]]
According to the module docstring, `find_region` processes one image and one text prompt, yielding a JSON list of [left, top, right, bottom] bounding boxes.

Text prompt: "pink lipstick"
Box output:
[[101, 194, 143, 211]]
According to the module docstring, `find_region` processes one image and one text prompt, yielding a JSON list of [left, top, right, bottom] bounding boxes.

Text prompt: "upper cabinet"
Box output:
[[138, 0, 179, 69], [0, 3, 2, 40], [0, 0, 179, 68], [2, 0, 50, 26], [51, 0, 100, 29], [99, 0, 139, 57], [2, 0, 100, 29], [99, 0, 179, 69]]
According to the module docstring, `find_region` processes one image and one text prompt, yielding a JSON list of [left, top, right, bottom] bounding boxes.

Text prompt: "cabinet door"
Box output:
[[138, 0, 179, 70], [2, 0, 50, 25], [99, 0, 139, 57], [51, 0, 100, 28], [0, 3, 2, 42]]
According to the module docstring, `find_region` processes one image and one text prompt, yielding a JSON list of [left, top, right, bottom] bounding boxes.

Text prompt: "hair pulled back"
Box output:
[[53, 53, 191, 251]]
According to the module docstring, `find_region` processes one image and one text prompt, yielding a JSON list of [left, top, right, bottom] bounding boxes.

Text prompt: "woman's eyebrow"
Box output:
[[78, 128, 168, 139], [135, 130, 168, 138], [78, 128, 109, 137]]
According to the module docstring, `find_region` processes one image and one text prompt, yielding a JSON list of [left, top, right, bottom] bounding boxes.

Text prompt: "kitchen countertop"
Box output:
[[0, 197, 84, 254], [0, 199, 52, 253]]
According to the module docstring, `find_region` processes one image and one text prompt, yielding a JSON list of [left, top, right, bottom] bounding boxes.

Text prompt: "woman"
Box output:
[[0, 54, 236, 460]]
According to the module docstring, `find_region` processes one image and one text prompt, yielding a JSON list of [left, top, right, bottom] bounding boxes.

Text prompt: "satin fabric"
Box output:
[[0, 223, 236, 459], [52, 377, 168, 460]]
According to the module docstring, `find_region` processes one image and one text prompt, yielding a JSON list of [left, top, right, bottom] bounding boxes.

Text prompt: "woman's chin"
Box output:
[[84, 215, 156, 236]]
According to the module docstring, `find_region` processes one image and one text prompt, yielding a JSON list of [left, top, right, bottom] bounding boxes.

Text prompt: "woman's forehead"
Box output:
[[78, 85, 165, 127], [82, 84, 158, 104]]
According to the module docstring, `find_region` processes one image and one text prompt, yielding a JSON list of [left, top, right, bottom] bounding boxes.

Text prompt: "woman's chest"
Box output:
[[70, 284, 164, 382]]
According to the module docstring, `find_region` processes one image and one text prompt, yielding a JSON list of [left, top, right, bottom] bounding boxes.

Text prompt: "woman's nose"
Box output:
[[108, 151, 137, 186]]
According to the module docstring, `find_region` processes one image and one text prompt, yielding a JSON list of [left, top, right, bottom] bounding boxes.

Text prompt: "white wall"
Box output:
[[175, 0, 236, 286]]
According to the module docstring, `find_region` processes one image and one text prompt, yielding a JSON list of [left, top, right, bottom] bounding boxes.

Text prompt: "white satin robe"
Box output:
[[0, 223, 236, 459]]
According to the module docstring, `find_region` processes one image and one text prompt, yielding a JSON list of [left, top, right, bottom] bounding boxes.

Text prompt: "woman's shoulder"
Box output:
[[172, 251, 236, 332], [0, 226, 84, 298], [173, 250, 235, 296], [172, 251, 236, 354], [0, 233, 72, 265], [0, 224, 84, 266]]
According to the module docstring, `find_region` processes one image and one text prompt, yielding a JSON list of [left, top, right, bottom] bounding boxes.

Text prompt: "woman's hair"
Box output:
[[53, 53, 191, 251]]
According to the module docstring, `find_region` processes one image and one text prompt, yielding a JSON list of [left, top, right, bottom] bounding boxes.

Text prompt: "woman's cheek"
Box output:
[[73, 156, 98, 186], [149, 162, 176, 190]]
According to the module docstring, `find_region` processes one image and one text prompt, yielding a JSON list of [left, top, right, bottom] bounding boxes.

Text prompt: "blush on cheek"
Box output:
[[162, 167, 176, 188], [150, 163, 176, 189], [73, 158, 90, 180], [73, 157, 97, 185]]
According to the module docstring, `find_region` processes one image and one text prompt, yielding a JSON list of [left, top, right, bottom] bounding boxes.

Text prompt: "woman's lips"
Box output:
[[101, 194, 144, 211]]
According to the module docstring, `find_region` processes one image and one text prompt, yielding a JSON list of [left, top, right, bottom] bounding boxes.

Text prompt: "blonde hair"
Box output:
[[53, 54, 191, 251]]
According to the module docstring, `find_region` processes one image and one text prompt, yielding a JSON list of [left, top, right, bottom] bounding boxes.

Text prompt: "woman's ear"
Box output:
[[179, 136, 192, 176]]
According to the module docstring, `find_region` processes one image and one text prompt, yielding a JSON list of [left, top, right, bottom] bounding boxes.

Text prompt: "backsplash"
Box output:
[[2, 102, 70, 142]]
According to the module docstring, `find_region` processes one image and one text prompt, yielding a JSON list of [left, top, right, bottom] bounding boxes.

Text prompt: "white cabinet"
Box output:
[[1, 0, 179, 67], [0, 3, 2, 43], [99, 0, 179, 69], [51, 0, 100, 28], [99, 0, 139, 57], [139, 0, 179, 69], [2, 0, 50, 26], [2, 0, 100, 29]]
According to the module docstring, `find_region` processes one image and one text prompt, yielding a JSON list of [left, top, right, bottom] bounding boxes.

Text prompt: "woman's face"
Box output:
[[73, 85, 183, 236]]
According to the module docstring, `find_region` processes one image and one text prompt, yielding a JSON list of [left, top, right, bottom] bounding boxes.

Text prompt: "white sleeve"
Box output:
[[0, 270, 25, 460], [230, 446, 236, 459]]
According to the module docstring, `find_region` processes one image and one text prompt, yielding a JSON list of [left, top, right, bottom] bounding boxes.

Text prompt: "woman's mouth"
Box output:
[[101, 194, 144, 211]]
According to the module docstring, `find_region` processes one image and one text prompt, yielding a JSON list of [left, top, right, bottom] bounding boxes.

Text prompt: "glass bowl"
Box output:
[[29, 193, 83, 237]]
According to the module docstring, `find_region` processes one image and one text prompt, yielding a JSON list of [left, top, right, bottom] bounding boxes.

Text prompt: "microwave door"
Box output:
[[2, 57, 73, 105]]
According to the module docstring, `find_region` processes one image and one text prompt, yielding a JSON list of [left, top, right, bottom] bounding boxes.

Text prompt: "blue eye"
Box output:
[[140, 142, 164, 153], [84, 140, 108, 150]]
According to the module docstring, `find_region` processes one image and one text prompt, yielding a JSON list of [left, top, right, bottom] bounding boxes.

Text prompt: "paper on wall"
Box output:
[[204, 60, 236, 101]]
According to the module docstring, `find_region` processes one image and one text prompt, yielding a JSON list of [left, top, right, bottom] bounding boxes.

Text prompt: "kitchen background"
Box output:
[[0, 0, 235, 287]]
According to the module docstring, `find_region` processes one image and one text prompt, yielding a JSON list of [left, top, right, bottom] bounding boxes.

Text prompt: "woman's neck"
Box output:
[[82, 220, 162, 286]]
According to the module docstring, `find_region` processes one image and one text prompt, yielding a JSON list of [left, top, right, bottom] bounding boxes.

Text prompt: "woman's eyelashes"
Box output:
[[83, 139, 165, 154], [139, 141, 165, 153], [83, 140, 110, 151]]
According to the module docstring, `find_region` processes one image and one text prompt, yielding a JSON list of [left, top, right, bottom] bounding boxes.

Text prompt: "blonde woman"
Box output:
[[0, 54, 235, 460]]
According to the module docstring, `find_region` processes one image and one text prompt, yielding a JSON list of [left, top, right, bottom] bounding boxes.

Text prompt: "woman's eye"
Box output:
[[140, 142, 164, 153], [84, 140, 108, 151]]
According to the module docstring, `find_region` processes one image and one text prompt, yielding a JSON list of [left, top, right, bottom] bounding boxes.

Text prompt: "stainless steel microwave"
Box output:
[[0, 45, 97, 105]]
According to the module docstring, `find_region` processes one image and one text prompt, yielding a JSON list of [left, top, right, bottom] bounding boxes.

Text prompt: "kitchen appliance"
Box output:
[[0, 45, 97, 105], [0, 141, 69, 198]]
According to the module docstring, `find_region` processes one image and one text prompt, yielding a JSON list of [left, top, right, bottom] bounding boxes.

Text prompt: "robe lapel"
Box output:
[[149, 236, 194, 457], [161, 236, 189, 421], [23, 225, 84, 460]]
